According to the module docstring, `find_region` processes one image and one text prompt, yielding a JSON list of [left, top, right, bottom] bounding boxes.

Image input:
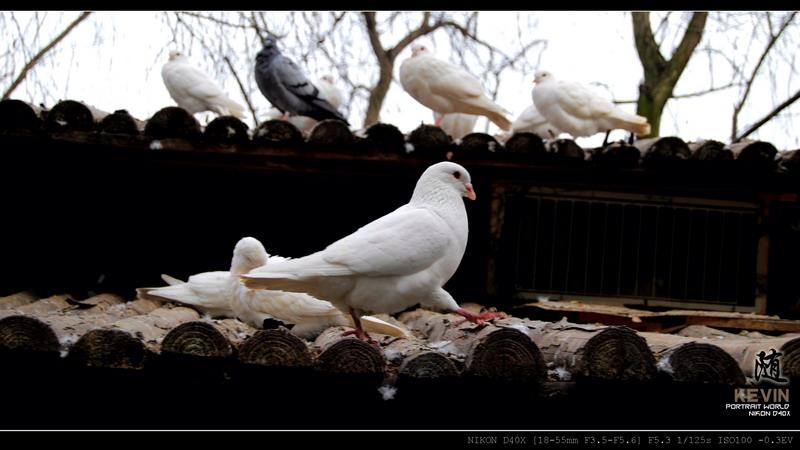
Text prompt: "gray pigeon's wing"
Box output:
[[273, 57, 348, 123], [276, 58, 321, 103]]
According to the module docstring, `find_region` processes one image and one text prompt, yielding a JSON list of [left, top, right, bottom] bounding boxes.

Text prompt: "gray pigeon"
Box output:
[[254, 36, 349, 125]]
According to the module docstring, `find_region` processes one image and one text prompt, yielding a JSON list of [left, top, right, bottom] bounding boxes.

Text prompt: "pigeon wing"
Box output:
[[323, 206, 451, 277]]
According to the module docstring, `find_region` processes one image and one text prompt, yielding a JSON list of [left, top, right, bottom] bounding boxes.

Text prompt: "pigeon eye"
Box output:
[[453, 170, 461, 179]]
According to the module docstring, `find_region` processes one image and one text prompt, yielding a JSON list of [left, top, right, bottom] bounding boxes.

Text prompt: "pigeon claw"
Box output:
[[451, 307, 507, 327], [342, 329, 382, 349]]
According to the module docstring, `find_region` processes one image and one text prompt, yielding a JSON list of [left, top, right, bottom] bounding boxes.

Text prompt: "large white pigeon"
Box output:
[[400, 44, 512, 131], [433, 111, 478, 141], [241, 162, 506, 347], [137, 237, 408, 340], [532, 70, 650, 140], [511, 103, 563, 138], [254, 36, 349, 124], [161, 51, 246, 119]]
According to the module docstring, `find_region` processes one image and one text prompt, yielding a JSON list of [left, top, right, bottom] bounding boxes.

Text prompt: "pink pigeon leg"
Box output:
[[449, 307, 507, 327], [341, 308, 382, 349]]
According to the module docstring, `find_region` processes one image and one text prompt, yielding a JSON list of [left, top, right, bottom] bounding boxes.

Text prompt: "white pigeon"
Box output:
[[400, 44, 512, 131], [433, 111, 478, 141], [266, 107, 318, 134], [161, 50, 246, 119], [316, 75, 344, 110], [241, 162, 506, 347], [511, 103, 563, 138], [137, 237, 408, 340], [531, 70, 650, 139]]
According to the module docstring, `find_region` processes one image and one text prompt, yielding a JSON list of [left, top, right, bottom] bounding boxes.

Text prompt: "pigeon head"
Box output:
[[414, 161, 476, 202], [533, 70, 553, 84], [410, 44, 430, 57], [231, 237, 268, 275], [256, 36, 281, 63], [168, 50, 187, 62]]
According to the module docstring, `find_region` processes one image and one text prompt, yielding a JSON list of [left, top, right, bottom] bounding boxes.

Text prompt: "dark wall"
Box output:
[[0, 141, 492, 306]]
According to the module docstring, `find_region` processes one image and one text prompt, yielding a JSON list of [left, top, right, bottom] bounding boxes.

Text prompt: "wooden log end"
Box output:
[[0, 99, 43, 132], [581, 326, 658, 381], [160, 321, 233, 358], [362, 122, 406, 153], [591, 141, 641, 168], [689, 139, 732, 161], [253, 119, 305, 146], [203, 116, 250, 145], [143, 106, 202, 141], [666, 342, 747, 385], [399, 351, 460, 379], [454, 132, 502, 160], [46, 100, 95, 133], [67, 328, 147, 369], [0, 315, 60, 353], [307, 119, 355, 146], [239, 328, 313, 367], [98, 109, 141, 135], [406, 124, 454, 157], [314, 328, 385, 374], [504, 132, 546, 155], [546, 138, 586, 160], [466, 327, 547, 383]]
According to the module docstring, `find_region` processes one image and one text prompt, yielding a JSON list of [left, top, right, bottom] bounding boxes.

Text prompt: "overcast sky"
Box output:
[[10, 11, 800, 150]]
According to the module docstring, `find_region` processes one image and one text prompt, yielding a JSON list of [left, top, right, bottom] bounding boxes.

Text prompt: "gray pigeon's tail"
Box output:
[[308, 99, 349, 125]]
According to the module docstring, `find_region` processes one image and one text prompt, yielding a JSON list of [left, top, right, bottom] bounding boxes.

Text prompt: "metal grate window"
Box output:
[[500, 189, 760, 309]]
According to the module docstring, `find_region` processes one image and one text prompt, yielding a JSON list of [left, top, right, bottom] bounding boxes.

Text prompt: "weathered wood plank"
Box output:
[[0, 290, 40, 310]]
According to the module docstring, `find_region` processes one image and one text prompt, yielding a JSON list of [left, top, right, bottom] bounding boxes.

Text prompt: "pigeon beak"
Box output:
[[465, 184, 477, 201]]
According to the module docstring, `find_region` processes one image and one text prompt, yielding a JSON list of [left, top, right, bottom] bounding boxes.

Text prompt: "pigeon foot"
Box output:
[[450, 307, 507, 327], [344, 309, 382, 350]]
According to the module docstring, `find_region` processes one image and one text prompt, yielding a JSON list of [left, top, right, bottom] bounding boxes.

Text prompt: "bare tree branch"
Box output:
[[2, 11, 92, 101], [223, 56, 258, 128], [732, 11, 797, 140], [178, 11, 250, 29], [735, 87, 800, 142]]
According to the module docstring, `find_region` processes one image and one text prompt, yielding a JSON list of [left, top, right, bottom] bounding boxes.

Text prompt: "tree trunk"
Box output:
[[632, 12, 708, 138]]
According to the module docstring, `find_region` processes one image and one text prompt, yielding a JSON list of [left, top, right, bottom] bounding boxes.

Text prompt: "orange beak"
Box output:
[[466, 184, 476, 201]]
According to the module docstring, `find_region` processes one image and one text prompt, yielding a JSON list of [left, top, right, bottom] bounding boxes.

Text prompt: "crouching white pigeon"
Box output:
[[137, 237, 409, 340], [532, 70, 650, 141], [241, 162, 506, 348], [400, 44, 512, 131], [511, 103, 563, 138], [161, 51, 246, 119]]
